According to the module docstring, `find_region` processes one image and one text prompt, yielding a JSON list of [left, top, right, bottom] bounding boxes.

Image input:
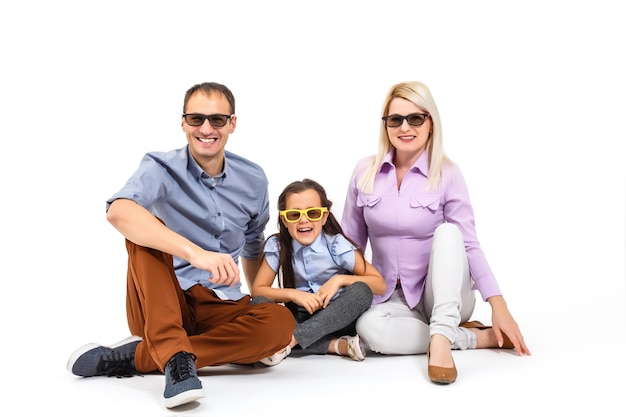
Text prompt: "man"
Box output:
[[67, 82, 295, 409]]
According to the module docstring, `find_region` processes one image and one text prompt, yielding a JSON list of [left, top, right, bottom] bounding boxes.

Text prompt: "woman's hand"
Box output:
[[489, 295, 532, 356]]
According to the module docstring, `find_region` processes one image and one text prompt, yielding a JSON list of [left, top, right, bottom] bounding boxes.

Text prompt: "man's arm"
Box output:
[[107, 198, 241, 285]]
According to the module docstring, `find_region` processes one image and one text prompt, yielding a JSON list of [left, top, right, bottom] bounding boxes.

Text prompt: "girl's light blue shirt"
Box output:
[[263, 232, 356, 299]]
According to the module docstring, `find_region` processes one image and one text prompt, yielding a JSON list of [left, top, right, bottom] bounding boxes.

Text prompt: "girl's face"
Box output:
[[281, 189, 329, 246]]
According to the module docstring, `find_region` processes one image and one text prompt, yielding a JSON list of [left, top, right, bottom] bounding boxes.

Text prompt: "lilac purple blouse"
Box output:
[[341, 150, 501, 309]]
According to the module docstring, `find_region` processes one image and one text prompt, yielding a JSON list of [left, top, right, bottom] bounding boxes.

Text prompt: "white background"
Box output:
[[1, 0, 624, 415]]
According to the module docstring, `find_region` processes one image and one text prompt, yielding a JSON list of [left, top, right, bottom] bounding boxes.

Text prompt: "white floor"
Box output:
[[39, 317, 623, 417], [20, 239, 626, 417], [3, 2, 625, 416]]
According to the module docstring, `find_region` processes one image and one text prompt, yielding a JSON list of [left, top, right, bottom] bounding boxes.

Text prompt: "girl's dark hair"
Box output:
[[262, 178, 363, 293]]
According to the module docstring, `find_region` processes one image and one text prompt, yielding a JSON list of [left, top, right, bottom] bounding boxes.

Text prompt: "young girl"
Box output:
[[252, 179, 386, 362]]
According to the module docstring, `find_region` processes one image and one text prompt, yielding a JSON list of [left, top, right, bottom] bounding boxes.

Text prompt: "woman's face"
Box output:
[[385, 97, 431, 161], [281, 189, 329, 247]]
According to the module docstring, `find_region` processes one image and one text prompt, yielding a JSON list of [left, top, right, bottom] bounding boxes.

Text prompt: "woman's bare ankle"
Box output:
[[472, 328, 498, 349], [428, 334, 453, 367]]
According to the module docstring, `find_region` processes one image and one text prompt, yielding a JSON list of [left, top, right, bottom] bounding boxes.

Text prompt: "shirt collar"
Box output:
[[292, 232, 326, 254], [186, 146, 228, 182], [380, 149, 430, 178]]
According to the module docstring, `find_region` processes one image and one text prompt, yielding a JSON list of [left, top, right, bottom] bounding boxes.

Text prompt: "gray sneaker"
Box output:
[[67, 336, 142, 378], [163, 351, 205, 408]]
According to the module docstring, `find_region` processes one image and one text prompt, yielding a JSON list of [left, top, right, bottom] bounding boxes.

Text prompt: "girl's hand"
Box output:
[[317, 278, 342, 308], [292, 291, 323, 314]]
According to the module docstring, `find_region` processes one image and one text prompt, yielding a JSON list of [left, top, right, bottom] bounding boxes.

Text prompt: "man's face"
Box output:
[[182, 91, 236, 165]]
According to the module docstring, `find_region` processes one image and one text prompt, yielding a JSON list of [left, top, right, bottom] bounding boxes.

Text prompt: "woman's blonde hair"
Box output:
[[357, 81, 449, 193]]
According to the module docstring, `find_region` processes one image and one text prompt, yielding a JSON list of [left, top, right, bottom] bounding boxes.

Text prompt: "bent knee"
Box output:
[[346, 281, 373, 312], [434, 222, 461, 239], [350, 281, 373, 298], [355, 309, 382, 340]]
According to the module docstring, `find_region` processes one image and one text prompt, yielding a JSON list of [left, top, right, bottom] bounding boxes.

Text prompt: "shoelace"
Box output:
[[167, 352, 198, 384], [99, 349, 140, 378]]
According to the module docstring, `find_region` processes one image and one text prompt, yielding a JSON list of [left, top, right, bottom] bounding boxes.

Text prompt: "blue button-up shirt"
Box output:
[[106, 146, 270, 300], [263, 232, 356, 300], [341, 150, 500, 309]]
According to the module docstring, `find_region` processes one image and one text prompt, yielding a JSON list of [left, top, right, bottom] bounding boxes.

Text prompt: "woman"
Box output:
[[341, 81, 531, 384]]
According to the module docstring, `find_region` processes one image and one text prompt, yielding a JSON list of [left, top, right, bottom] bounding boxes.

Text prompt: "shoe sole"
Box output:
[[164, 388, 205, 409], [259, 345, 291, 366], [66, 335, 142, 375], [430, 378, 456, 385]]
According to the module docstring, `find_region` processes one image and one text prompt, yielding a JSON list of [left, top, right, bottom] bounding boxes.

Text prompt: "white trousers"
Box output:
[[356, 223, 477, 354]]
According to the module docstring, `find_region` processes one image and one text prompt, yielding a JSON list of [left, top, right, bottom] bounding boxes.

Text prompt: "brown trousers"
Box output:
[[124, 239, 295, 373]]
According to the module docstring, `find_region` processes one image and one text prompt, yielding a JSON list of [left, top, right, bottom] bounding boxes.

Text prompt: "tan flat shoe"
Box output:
[[426, 344, 457, 384], [461, 321, 514, 349]]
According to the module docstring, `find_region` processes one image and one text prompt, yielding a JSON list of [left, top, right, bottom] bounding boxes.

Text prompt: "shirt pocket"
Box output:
[[410, 193, 440, 212], [356, 193, 382, 208]]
